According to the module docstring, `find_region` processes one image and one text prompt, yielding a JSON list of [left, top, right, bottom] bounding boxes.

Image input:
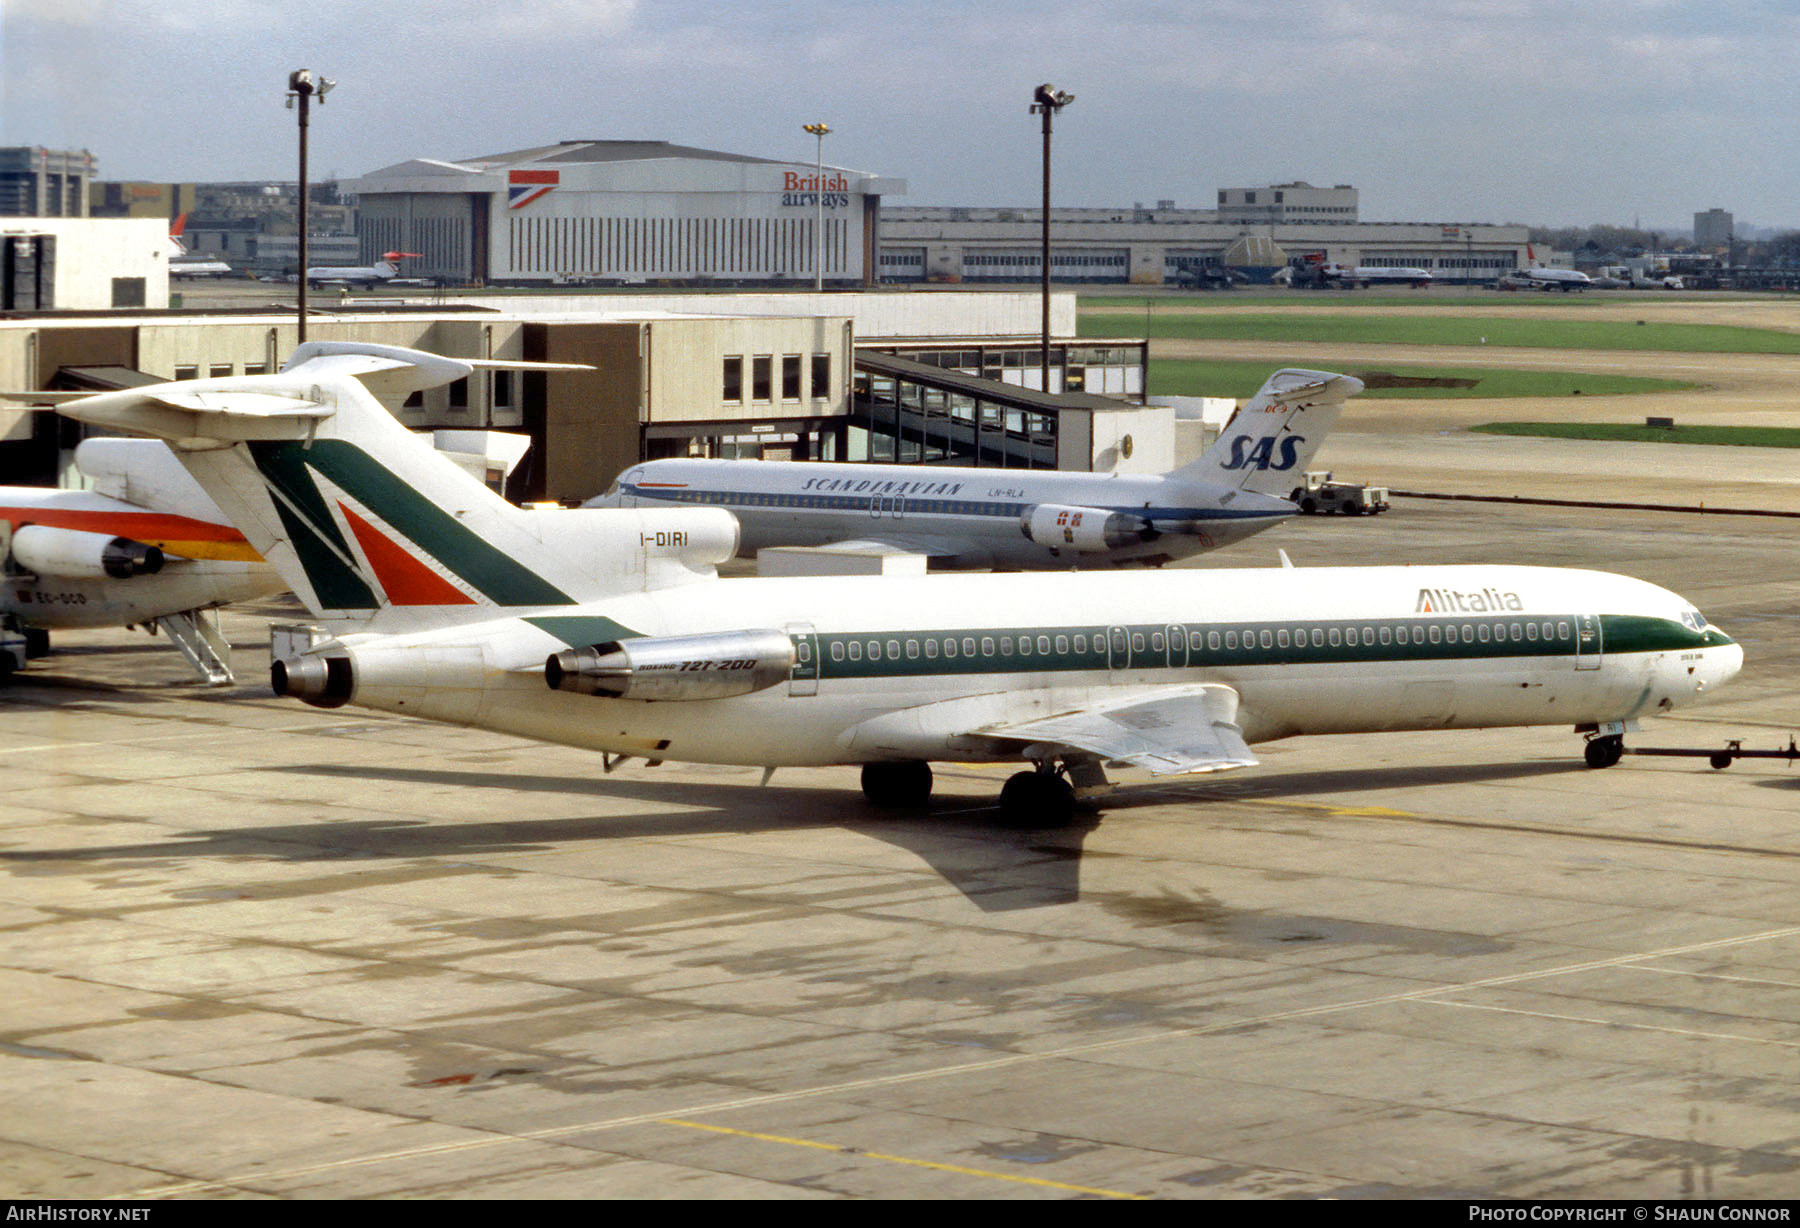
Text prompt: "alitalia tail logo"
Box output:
[[247, 440, 574, 611], [1417, 587, 1524, 613]]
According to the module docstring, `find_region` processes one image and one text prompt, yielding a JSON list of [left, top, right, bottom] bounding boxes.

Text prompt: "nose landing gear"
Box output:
[[1583, 732, 1625, 769]]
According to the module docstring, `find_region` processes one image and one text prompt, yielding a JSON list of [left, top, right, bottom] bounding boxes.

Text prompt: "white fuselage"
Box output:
[[334, 564, 1740, 768], [1, 487, 285, 630], [592, 459, 1297, 569]]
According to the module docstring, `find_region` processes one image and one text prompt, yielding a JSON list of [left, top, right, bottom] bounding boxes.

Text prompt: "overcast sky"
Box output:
[[4, 0, 1795, 232]]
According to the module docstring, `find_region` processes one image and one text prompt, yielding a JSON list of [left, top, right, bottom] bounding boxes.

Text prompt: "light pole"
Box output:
[[286, 69, 334, 342], [804, 122, 831, 292], [1029, 84, 1072, 392]]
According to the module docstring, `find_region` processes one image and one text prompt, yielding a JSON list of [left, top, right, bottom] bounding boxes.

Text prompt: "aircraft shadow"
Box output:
[[2, 763, 1101, 913], [4, 757, 1589, 913]]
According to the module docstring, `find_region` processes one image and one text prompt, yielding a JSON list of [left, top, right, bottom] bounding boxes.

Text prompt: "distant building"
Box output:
[[346, 140, 905, 287], [0, 147, 96, 217], [1694, 208, 1733, 249], [881, 193, 1525, 286], [1217, 182, 1359, 225]]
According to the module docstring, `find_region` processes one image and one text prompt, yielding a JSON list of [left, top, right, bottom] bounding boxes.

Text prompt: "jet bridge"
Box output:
[[851, 351, 1144, 471]]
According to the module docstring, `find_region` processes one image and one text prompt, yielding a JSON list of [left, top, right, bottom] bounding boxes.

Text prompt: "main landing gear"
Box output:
[[860, 760, 933, 809], [859, 756, 1108, 827], [999, 767, 1077, 828]]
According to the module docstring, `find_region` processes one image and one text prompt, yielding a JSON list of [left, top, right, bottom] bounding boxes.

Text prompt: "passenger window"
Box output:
[[1429, 625, 1442, 644], [830, 642, 844, 662], [1328, 628, 1341, 647], [1379, 626, 1392, 645], [925, 639, 937, 659], [848, 641, 862, 661], [1001, 636, 1013, 654], [905, 639, 919, 659], [887, 640, 901, 660], [1259, 630, 1272, 649], [1278, 630, 1290, 648], [1208, 631, 1221, 651], [1151, 632, 1166, 652], [1053, 636, 1067, 654], [1311, 628, 1324, 648], [1131, 633, 1145, 652]]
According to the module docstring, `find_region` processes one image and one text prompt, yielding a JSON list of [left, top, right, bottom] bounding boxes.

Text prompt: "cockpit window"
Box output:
[[1680, 609, 1708, 632]]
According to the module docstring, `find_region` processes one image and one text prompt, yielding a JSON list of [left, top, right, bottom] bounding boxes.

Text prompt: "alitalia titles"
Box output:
[[1417, 587, 1525, 614]]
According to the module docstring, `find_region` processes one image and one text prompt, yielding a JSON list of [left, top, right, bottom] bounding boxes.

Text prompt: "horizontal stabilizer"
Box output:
[[977, 683, 1258, 776], [284, 341, 590, 400], [56, 382, 335, 448]]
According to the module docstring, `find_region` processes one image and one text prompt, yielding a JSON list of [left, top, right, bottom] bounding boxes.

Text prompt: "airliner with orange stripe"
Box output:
[[2, 429, 528, 682], [1, 437, 287, 681]]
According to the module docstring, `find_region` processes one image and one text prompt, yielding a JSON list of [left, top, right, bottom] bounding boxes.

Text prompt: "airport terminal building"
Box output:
[[879, 184, 1534, 286], [346, 141, 906, 288]]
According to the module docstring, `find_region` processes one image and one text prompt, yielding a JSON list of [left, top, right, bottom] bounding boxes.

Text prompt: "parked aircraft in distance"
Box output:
[[1508, 245, 1593, 292], [304, 251, 424, 288], [166, 214, 234, 279], [1285, 255, 1432, 288], [53, 344, 1744, 824], [1, 427, 530, 683], [1338, 266, 1433, 288], [586, 369, 1361, 569]]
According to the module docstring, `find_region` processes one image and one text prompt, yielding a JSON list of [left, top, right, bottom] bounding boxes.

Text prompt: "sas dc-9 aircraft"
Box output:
[[587, 368, 1359, 569], [52, 343, 1742, 825]]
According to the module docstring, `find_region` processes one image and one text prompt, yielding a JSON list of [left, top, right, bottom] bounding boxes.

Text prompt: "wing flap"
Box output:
[[977, 683, 1257, 776]]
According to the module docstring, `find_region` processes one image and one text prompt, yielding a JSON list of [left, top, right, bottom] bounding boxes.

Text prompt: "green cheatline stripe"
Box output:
[[526, 615, 643, 647], [248, 442, 378, 610], [804, 614, 1724, 681], [297, 441, 576, 607]]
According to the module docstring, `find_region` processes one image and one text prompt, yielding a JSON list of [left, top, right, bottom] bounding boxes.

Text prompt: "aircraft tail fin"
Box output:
[[54, 344, 740, 636], [1171, 368, 1363, 494]]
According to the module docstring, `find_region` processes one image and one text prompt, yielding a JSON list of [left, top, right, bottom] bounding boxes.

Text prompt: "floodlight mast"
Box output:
[[804, 122, 832, 292], [286, 69, 334, 342], [1029, 85, 1073, 394]]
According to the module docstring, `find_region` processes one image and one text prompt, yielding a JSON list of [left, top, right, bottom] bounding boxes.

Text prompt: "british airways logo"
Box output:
[[1221, 434, 1305, 471]]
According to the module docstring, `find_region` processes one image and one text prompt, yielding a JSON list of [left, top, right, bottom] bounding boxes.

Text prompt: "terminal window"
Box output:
[[812, 353, 830, 399], [752, 356, 772, 402], [722, 356, 743, 402], [782, 355, 800, 401]]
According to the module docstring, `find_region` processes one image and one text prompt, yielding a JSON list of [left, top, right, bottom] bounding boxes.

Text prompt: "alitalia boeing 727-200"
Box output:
[[54, 343, 1743, 824], [587, 369, 1358, 569]]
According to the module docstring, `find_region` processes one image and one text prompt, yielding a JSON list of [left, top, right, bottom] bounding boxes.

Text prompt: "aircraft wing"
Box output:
[[969, 683, 1258, 776], [810, 536, 965, 559], [980, 684, 1258, 775]]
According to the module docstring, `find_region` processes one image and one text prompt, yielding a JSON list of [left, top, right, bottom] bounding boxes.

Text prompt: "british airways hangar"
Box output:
[[347, 140, 906, 289]]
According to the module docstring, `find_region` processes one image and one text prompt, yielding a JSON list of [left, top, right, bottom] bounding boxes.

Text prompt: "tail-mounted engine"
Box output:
[[9, 526, 164, 579], [1019, 504, 1154, 553], [546, 629, 794, 701]]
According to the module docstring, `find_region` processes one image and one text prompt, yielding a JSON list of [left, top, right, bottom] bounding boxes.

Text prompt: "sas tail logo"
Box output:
[[1221, 434, 1305, 472]]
